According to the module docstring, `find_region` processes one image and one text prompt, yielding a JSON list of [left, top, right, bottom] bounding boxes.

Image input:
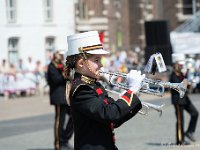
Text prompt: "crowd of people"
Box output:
[[0, 49, 141, 99], [0, 57, 45, 99], [1, 50, 200, 100]]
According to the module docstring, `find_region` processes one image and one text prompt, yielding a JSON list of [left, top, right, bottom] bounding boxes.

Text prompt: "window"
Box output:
[[43, 0, 53, 22], [182, 0, 196, 15], [182, 0, 199, 15], [45, 37, 55, 51], [8, 37, 19, 65], [6, 0, 17, 23], [79, 0, 88, 19], [45, 37, 55, 62]]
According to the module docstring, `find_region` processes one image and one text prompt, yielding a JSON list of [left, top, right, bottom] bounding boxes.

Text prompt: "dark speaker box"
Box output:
[[145, 20, 171, 46]]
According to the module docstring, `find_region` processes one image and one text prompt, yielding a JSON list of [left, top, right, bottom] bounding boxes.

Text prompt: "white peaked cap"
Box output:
[[57, 50, 66, 55], [54, 44, 67, 55], [172, 53, 185, 64], [67, 31, 109, 56]]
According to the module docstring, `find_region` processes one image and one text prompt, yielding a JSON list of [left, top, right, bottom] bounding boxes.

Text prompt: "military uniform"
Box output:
[[170, 71, 199, 145], [47, 62, 73, 150], [69, 72, 142, 150]]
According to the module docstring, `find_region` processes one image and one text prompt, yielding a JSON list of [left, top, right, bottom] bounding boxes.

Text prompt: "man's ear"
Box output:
[[76, 58, 84, 68]]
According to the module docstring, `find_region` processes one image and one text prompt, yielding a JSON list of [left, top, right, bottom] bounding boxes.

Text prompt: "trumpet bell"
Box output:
[[161, 79, 188, 98], [180, 79, 188, 98]]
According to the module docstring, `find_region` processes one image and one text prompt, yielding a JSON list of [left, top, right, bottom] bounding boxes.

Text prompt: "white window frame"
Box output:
[[79, 0, 88, 19], [45, 37, 55, 63], [8, 37, 19, 65], [45, 37, 55, 52], [6, 0, 17, 23], [182, 0, 194, 15], [43, 0, 53, 22], [176, 0, 197, 21]]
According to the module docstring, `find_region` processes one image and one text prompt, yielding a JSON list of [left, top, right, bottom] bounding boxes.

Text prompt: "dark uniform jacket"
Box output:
[[170, 71, 187, 105], [70, 73, 142, 150], [47, 62, 67, 105]]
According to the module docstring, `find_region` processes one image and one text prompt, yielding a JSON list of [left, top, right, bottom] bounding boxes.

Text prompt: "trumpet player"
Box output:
[[170, 54, 199, 145], [65, 31, 145, 150]]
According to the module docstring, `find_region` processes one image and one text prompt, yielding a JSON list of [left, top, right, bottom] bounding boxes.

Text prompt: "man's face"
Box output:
[[175, 62, 184, 73], [55, 53, 64, 63]]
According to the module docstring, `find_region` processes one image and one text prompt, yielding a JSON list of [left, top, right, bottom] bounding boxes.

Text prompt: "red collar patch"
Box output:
[[96, 88, 103, 95]]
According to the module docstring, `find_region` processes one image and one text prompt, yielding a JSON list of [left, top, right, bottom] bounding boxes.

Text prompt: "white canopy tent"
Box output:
[[170, 32, 200, 54]]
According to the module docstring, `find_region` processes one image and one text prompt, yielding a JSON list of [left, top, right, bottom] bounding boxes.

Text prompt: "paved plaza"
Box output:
[[0, 93, 200, 150]]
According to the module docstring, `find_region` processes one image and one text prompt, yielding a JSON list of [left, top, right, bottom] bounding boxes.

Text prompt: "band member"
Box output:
[[47, 51, 73, 150], [170, 53, 199, 145], [65, 31, 145, 150]]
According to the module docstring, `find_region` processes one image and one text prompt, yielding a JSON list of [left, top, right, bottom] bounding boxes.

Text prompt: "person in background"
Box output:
[[4, 63, 17, 98], [47, 50, 73, 150], [170, 53, 199, 145], [194, 55, 200, 93], [65, 31, 145, 150], [25, 57, 35, 72], [16, 59, 27, 73], [0, 59, 9, 74], [34, 60, 44, 84]]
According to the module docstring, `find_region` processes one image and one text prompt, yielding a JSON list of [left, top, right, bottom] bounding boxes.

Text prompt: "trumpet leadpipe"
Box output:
[[142, 101, 164, 113], [105, 89, 164, 116], [140, 102, 164, 116]]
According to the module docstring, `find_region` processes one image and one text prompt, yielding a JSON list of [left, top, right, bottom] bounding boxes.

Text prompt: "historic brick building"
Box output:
[[75, 0, 200, 52]]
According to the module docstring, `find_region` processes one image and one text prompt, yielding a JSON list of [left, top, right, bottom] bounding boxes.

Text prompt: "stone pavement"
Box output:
[[0, 93, 200, 150], [0, 95, 54, 121], [0, 93, 169, 121]]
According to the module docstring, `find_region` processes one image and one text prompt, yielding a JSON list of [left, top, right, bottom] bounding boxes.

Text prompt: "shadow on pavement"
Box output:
[[146, 142, 176, 146], [27, 149, 54, 150]]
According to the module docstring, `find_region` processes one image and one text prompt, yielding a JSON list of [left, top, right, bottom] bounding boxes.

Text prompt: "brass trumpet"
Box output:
[[100, 70, 188, 98]]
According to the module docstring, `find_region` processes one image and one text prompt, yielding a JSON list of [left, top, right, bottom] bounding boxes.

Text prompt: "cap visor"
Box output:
[[177, 60, 185, 65], [58, 50, 66, 55]]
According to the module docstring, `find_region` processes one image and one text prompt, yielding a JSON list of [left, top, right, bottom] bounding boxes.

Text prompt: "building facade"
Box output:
[[0, 0, 75, 65], [75, 0, 200, 52], [1, 0, 199, 65], [75, 0, 120, 52]]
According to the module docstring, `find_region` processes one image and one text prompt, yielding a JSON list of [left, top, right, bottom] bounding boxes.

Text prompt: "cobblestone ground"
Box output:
[[115, 94, 200, 150], [0, 93, 200, 150]]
